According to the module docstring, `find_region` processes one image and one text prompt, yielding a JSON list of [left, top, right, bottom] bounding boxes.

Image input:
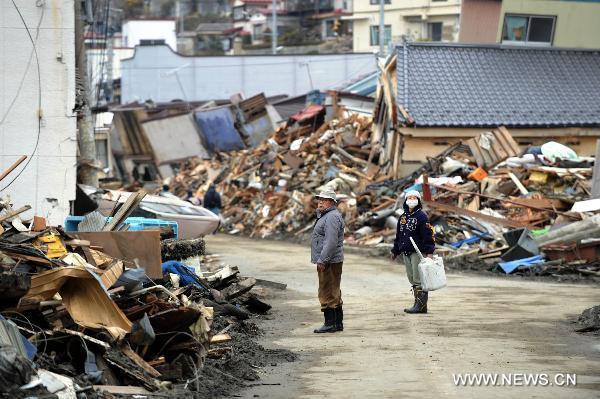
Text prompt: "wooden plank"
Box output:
[[120, 344, 161, 378], [591, 139, 600, 198], [466, 138, 485, 167], [103, 191, 146, 231], [0, 205, 31, 222], [93, 386, 151, 395], [0, 155, 27, 182], [74, 231, 162, 279], [436, 185, 579, 219], [210, 333, 232, 344], [497, 126, 521, 154], [424, 201, 532, 229], [508, 172, 529, 195], [491, 128, 513, 159]]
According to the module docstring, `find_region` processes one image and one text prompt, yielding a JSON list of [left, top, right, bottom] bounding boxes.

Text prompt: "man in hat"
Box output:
[[311, 190, 345, 333]]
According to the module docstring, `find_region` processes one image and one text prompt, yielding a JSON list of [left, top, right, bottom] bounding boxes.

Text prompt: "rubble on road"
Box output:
[[576, 305, 600, 334], [0, 197, 293, 397]]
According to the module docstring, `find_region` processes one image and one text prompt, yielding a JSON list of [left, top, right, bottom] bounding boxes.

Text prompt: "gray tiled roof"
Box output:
[[396, 43, 600, 127]]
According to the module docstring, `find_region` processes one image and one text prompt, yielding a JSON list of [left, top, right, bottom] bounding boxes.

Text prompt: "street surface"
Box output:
[[206, 235, 600, 399]]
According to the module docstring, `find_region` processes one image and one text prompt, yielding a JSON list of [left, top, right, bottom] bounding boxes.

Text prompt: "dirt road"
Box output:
[[206, 235, 600, 399]]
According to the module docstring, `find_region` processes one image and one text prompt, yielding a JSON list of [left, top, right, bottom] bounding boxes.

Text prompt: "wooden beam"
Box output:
[[0, 205, 31, 222], [0, 155, 27, 182], [435, 185, 579, 219], [424, 201, 533, 229]]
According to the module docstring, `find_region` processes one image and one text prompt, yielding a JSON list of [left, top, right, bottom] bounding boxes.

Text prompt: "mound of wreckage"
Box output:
[[165, 109, 600, 282], [0, 194, 293, 397]]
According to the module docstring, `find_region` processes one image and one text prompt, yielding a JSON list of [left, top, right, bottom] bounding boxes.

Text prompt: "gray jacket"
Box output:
[[311, 207, 345, 264]]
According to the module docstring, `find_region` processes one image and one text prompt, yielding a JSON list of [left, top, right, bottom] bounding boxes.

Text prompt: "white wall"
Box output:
[[121, 45, 376, 102], [0, 0, 77, 225], [122, 20, 177, 51]]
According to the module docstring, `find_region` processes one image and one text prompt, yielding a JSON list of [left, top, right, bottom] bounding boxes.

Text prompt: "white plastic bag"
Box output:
[[409, 237, 447, 292]]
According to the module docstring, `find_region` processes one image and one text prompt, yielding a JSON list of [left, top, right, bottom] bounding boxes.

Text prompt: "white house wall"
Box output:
[[120, 45, 376, 103], [0, 0, 77, 226], [122, 20, 177, 50]]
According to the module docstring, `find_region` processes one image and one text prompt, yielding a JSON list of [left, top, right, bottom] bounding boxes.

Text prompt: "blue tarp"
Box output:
[[162, 260, 208, 290], [194, 107, 246, 152], [498, 255, 544, 274]]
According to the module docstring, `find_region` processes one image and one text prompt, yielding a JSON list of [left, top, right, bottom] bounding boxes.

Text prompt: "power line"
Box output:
[[0, 4, 45, 126], [2, 0, 44, 192]]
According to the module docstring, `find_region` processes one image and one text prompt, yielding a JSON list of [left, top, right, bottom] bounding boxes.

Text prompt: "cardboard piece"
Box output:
[[74, 231, 162, 279], [21, 266, 132, 340]]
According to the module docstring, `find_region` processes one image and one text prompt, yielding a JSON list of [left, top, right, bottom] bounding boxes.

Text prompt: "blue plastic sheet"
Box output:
[[162, 260, 208, 290], [497, 255, 544, 274], [194, 107, 246, 152]]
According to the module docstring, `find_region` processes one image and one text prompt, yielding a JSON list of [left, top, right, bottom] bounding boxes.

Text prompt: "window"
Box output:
[[428, 22, 442, 41], [502, 14, 555, 44], [370, 25, 392, 46], [370, 0, 391, 4]]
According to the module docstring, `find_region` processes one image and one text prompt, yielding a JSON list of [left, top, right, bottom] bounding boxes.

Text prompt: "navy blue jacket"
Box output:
[[203, 187, 222, 209], [391, 200, 435, 256]]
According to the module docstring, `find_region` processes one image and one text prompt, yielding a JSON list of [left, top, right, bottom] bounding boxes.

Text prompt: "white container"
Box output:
[[409, 237, 447, 292]]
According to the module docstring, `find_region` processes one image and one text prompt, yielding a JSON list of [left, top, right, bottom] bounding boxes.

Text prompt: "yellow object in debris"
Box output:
[[529, 171, 549, 184], [33, 233, 68, 259]]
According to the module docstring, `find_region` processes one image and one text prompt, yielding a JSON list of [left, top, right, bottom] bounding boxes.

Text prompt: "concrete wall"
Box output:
[[120, 45, 376, 102], [351, 0, 461, 52], [497, 0, 600, 48], [122, 20, 177, 50], [0, 0, 77, 225], [459, 0, 502, 43]]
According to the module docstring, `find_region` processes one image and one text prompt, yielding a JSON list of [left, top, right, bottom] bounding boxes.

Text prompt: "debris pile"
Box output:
[[169, 109, 396, 241], [0, 198, 292, 396], [375, 129, 600, 281], [169, 118, 600, 281]]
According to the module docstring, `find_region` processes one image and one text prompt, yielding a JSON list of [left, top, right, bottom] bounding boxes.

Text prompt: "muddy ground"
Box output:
[[206, 235, 600, 399]]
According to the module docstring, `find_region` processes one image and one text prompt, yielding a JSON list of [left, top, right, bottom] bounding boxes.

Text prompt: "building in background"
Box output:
[[459, 0, 600, 48], [497, 0, 600, 48], [349, 0, 461, 53], [120, 45, 375, 103], [459, 0, 502, 43], [0, 0, 77, 225], [122, 18, 177, 50]]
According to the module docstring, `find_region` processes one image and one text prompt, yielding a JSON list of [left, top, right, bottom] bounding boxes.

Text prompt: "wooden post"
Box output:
[[592, 139, 600, 198], [422, 173, 432, 201]]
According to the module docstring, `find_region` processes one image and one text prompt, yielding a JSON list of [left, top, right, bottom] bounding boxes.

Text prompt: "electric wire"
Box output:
[[1, 1, 44, 192]]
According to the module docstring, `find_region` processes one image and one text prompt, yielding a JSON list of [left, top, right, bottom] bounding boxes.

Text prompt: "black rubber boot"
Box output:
[[405, 288, 428, 314], [314, 308, 337, 333], [403, 285, 418, 313], [335, 306, 343, 331]]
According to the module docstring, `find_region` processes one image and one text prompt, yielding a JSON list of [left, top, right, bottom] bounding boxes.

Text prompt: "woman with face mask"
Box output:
[[390, 190, 436, 314]]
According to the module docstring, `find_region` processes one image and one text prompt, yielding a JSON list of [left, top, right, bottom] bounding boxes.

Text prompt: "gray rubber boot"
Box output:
[[314, 308, 337, 333]]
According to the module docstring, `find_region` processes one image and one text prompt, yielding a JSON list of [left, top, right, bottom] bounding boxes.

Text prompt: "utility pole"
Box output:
[[379, 0, 385, 55], [106, 8, 114, 103], [75, 0, 98, 187], [177, 0, 183, 34], [271, 0, 277, 54]]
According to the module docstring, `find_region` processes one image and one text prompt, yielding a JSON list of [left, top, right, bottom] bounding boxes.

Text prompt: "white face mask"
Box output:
[[406, 199, 419, 209]]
